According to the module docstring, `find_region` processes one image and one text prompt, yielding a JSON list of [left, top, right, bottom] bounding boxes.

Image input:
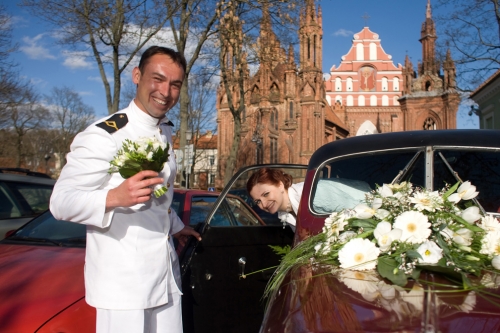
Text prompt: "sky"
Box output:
[[4, 0, 479, 128]]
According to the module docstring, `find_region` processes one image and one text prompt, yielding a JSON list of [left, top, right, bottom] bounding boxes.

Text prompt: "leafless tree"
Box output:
[[45, 86, 95, 167], [3, 87, 51, 167], [0, 4, 30, 128], [21, 0, 179, 114], [164, 0, 222, 187], [217, 0, 300, 184], [434, 0, 500, 90]]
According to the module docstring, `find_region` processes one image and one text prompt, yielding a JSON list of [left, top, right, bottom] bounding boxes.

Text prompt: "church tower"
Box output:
[[399, 0, 460, 130], [296, 0, 326, 161]]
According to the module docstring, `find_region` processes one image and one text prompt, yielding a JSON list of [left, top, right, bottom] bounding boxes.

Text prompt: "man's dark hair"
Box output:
[[138, 46, 187, 74]]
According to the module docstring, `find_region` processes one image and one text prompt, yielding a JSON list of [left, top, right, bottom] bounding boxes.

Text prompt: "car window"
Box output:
[[171, 192, 184, 217], [223, 167, 308, 226], [434, 149, 500, 214], [190, 196, 217, 225], [0, 185, 22, 218], [0, 182, 53, 218], [11, 211, 86, 243], [16, 184, 53, 214], [209, 199, 236, 226], [226, 196, 261, 226], [313, 149, 425, 214]]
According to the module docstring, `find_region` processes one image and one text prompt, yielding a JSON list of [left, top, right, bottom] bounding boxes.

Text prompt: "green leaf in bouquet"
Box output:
[[417, 262, 463, 285], [442, 181, 460, 201], [435, 234, 451, 256], [119, 167, 142, 179], [451, 213, 484, 232], [377, 257, 408, 287], [268, 244, 291, 257], [406, 250, 423, 261], [410, 266, 422, 280], [350, 219, 377, 230]]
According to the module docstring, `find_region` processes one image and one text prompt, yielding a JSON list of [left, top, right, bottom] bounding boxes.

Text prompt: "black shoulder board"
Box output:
[[166, 120, 174, 127], [96, 113, 128, 133]]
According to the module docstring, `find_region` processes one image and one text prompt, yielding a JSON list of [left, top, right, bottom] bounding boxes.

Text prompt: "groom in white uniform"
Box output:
[[50, 46, 201, 333]]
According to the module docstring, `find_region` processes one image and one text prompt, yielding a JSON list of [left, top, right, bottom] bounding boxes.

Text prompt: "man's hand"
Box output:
[[106, 170, 164, 211], [173, 225, 202, 247]]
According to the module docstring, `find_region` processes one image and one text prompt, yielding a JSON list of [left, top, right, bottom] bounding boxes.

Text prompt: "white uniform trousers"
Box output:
[[96, 292, 182, 333]]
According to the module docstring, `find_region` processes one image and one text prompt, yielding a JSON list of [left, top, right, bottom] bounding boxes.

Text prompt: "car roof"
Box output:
[[173, 189, 219, 195], [309, 129, 500, 169], [0, 168, 55, 185]]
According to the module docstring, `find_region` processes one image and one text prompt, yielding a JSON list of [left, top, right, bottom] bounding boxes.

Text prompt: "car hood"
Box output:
[[0, 244, 86, 332], [261, 265, 500, 333]]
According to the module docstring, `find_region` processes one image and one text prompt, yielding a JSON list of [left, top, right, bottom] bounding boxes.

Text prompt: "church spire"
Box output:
[[299, 0, 322, 71], [419, 0, 438, 75], [403, 55, 414, 94], [443, 49, 456, 90], [260, 1, 272, 38]]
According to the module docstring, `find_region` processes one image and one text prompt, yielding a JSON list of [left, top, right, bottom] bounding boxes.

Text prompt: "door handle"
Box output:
[[239, 257, 247, 279]]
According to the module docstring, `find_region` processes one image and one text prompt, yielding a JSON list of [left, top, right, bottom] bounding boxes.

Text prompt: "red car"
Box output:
[[0, 188, 267, 332]]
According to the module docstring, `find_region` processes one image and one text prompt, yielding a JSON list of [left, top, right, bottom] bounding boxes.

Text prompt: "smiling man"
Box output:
[[50, 46, 201, 333]]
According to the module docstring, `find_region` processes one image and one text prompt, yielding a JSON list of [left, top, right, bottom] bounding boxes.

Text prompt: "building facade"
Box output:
[[173, 131, 217, 190], [216, 0, 459, 186], [470, 69, 500, 129]]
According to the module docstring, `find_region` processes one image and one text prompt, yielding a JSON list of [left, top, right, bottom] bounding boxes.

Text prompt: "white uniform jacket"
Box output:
[[50, 101, 185, 310]]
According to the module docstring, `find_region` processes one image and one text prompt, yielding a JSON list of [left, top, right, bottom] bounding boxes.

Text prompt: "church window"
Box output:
[[393, 77, 400, 91], [274, 109, 278, 130], [346, 77, 353, 91], [347, 95, 354, 106], [369, 43, 377, 60], [270, 109, 278, 130], [251, 86, 260, 104], [335, 96, 342, 104], [358, 95, 365, 106], [307, 37, 310, 59], [425, 81, 432, 91], [335, 77, 342, 91], [382, 95, 389, 106], [356, 43, 364, 60], [370, 95, 377, 106], [270, 137, 278, 163], [289, 101, 294, 119], [314, 35, 317, 67], [382, 77, 388, 91], [423, 117, 437, 130], [393, 96, 400, 106]]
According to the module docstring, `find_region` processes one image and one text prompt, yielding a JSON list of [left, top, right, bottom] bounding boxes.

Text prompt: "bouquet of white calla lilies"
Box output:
[[109, 137, 170, 198]]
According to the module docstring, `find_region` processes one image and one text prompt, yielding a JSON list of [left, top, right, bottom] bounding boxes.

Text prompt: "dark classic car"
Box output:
[[256, 130, 500, 333]]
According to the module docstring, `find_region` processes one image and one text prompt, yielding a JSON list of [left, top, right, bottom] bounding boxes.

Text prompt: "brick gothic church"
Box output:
[[216, 0, 459, 186]]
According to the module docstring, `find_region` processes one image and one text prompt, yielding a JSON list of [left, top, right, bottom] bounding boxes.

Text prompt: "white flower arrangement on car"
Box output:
[[109, 137, 170, 198], [267, 181, 500, 294]]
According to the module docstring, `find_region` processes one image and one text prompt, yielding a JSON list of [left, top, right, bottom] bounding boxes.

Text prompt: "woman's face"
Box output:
[[249, 182, 287, 214]]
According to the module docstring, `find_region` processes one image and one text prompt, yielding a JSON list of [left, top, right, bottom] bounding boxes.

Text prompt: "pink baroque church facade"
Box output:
[[216, 0, 459, 186]]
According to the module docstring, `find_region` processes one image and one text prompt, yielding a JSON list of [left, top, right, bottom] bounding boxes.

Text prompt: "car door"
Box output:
[[180, 164, 307, 333]]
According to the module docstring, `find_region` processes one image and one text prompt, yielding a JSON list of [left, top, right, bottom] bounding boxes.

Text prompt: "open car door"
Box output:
[[180, 164, 307, 333]]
